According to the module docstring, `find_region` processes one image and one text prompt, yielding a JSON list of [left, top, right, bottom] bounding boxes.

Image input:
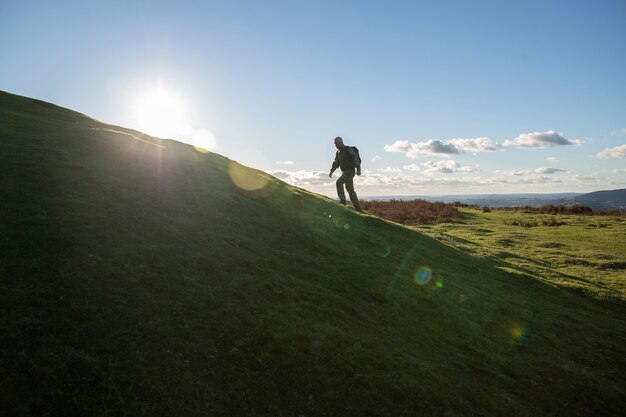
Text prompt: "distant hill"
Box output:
[[421, 193, 580, 208], [366, 190, 626, 211], [1, 90, 624, 416], [551, 188, 626, 211]]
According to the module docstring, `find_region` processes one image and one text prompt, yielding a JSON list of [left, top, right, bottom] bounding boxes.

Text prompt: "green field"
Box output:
[[413, 209, 626, 302], [1, 90, 625, 417]]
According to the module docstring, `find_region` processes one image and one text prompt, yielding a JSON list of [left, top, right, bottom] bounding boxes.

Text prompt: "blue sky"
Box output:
[[1, 0, 625, 196]]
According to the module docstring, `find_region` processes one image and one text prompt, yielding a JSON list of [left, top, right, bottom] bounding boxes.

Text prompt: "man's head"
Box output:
[[334, 136, 344, 149]]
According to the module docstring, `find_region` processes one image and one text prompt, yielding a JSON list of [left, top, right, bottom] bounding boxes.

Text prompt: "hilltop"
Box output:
[[552, 188, 626, 211], [1, 90, 624, 417]]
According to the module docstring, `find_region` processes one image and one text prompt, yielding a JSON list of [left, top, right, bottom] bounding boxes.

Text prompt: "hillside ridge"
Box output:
[[553, 188, 626, 210], [1, 90, 624, 417], [367, 189, 626, 211]]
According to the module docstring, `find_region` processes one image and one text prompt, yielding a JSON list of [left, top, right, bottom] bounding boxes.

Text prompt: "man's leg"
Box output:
[[335, 173, 348, 205], [344, 173, 362, 212]]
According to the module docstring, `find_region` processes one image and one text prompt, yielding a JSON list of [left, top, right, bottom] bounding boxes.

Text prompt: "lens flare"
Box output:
[[435, 279, 444, 289], [377, 244, 391, 258], [414, 266, 432, 286], [511, 324, 526, 343], [386, 242, 428, 300], [228, 161, 269, 192], [343, 223, 350, 230]]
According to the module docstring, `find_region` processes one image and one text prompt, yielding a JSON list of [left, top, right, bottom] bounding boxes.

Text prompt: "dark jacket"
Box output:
[[331, 146, 360, 173]]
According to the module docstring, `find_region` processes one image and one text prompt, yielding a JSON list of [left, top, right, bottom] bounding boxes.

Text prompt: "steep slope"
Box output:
[[1, 91, 624, 417]]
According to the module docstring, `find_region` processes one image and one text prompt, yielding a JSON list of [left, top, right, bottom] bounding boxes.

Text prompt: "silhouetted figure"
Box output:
[[329, 136, 362, 212]]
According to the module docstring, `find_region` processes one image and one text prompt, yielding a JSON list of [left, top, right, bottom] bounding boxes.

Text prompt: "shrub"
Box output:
[[504, 218, 538, 228], [361, 199, 462, 225], [541, 217, 564, 226], [500, 204, 595, 215]]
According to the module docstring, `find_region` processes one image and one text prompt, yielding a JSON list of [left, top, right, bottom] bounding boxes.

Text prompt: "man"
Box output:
[[329, 136, 362, 212]]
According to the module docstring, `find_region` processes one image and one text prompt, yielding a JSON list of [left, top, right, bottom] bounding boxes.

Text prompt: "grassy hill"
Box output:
[[1, 90, 624, 416], [553, 188, 626, 211]]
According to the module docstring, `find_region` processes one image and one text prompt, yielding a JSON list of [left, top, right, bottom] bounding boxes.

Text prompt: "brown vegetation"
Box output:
[[361, 199, 462, 225]]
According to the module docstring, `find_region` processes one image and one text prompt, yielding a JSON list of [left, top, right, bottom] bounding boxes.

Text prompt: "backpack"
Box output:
[[350, 146, 362, 166]]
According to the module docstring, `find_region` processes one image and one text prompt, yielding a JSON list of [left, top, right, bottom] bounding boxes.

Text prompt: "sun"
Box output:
[[131, 84, 216, 152], [132, 87, 187, 139]]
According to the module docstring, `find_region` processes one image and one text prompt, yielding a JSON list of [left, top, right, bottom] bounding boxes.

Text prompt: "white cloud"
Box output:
[[502, 175, 562, 185], [458, 166, 478, 173], [276, 160, 294, 165], [359, 173, 561, 188], [422, 160, 477, 174], [504, 167, 566, 176], [384, 137, 498, 158], [266, 170, 328, 187], [371, 155, 381, 162], [346, 173, 493, 189], [546, 156, 559, 163], [377, 166, 402, 173], [264, 168, 616, 197], [448, 137, 499, 152], [566, 174, 600, 182], [385, 131, 584, 159], [534, 167, 567, 174], [503, 130, 578, 148], [402, 164, 421, 171], [384, 139, 460, 158], [595, 144, 626, 159], [423, 160, 458, 174], [612, 168, 626, 174]]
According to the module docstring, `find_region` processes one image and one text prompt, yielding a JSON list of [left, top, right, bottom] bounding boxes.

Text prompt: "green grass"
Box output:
[[412, 209, 626, 302], [1, 90, 625, 416]]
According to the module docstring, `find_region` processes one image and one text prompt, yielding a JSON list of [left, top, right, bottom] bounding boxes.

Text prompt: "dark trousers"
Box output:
[[336, 171, 361, 209]]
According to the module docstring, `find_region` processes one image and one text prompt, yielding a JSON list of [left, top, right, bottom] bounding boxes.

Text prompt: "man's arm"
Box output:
[[329, 152, 339, 177]]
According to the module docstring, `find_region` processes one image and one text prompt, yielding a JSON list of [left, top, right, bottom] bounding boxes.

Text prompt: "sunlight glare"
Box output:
[[133, 87, 187, 139], [189, 129, 216, 152]]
